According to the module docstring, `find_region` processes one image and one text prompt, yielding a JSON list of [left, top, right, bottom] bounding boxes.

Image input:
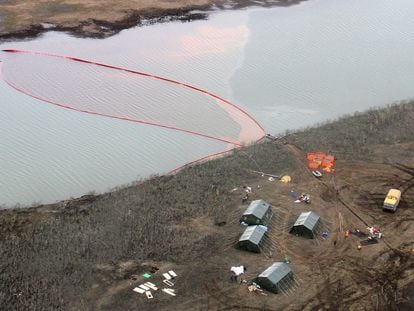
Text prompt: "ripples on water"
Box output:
[[1, 0, 414, 206], [230, 0, 414, 131], [2, 51, 263, 145], [0, 10, 253, 206]]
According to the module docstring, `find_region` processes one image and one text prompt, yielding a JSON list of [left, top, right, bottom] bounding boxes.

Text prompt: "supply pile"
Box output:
[[307, 152, 335, 173], [132, 270, 178, 299]]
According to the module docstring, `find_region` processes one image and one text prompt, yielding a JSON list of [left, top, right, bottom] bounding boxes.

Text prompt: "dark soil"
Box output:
[[1, 102, 414, 310], [0, 0, 308, 42]]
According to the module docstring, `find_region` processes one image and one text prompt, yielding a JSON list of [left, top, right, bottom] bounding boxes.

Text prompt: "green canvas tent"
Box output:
[[240, 199, 272, 225], [253, 262, 293, 293], [237, 225, 267, 253], [289, 211, 321, 239]]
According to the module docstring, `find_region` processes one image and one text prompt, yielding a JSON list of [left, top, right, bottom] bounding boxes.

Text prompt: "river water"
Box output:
[[1, 0, 414, 206]]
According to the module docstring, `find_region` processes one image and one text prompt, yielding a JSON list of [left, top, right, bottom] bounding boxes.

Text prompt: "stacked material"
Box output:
[[133, 270, 178, 299], [307, 152, 335, 172]]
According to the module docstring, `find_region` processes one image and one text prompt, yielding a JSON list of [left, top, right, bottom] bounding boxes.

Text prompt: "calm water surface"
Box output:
[[1, 0, 414, 206]]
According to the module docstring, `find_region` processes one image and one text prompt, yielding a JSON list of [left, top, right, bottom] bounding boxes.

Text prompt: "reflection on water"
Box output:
[[1, 0, 414, 206], [0, 10, 251, 206], [231, 0, 414, 132], [2, 51, 264, 145]]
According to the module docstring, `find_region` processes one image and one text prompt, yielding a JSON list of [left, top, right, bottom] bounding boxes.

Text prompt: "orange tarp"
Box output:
[[308, 162, 319, 169], [307, 152, 316, 161], [307, 151, 335, 172], [321, 159, 333, 167]]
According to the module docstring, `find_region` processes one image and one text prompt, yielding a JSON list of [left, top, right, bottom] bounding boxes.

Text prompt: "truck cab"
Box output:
[[383, 189, 401, 212]]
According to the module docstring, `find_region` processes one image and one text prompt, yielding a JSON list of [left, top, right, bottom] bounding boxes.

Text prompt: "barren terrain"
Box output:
[[1, 102, 413, 310], [0, 0, 307, 40]]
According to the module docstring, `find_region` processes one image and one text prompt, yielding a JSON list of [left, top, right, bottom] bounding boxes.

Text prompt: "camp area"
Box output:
[[290, 211, 321, 239], [237, 225, 267, 253], [240, 199, 273, 226], [253, 262, 294, 294], [2, 104, 413, 310]]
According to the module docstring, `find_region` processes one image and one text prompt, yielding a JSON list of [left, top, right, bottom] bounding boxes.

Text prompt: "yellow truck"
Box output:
[[383, 189, 401, 212]]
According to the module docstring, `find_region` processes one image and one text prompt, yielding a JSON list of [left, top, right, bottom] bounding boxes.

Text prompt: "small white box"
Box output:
[[162, 288, 176, 296], [133, 287, 145, 294], [163, 273, 171, 280], [163, 279, 174, 287], [145, 291, 153, 299], [145, 282, 158, 291], [168, 270, 177, 277], [139, 284, 150, 291]]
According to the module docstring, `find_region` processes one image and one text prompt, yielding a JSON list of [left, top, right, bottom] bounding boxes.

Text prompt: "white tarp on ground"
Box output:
[[231, 265, 245, 276]]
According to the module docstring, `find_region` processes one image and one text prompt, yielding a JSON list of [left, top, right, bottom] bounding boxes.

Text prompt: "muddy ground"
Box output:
[[0, 103, 413, 310], [0, 0, 307, 41]]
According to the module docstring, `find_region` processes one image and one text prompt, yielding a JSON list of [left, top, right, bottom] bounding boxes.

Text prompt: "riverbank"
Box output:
[[1, 102, 413, 310], [0, 0, 307, 41]]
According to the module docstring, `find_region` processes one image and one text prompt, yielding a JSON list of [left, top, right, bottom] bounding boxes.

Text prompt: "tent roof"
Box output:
[[293, 211, 320, 231], [258, 262, 292, 284], [243, 199, 270, 219], [239, 225, 266, 245]]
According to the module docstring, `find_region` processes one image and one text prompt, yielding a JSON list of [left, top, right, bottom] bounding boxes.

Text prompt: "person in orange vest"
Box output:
[[345, 230, 349, 238]]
